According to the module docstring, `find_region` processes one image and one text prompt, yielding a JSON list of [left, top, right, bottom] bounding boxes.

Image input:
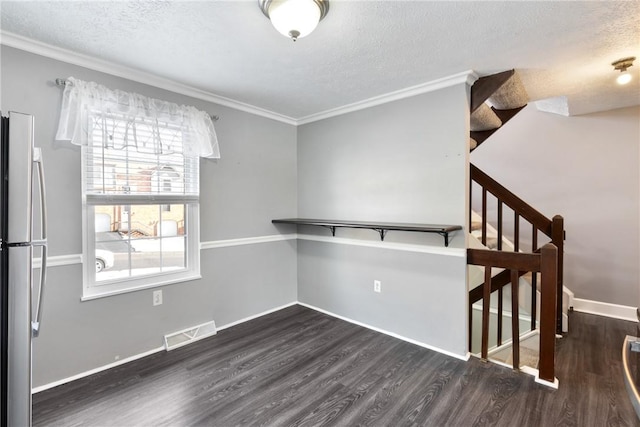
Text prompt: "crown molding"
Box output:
[[0, 31, 298, 126], [296, 70, 479, 125], [1, 31, 477, 127]]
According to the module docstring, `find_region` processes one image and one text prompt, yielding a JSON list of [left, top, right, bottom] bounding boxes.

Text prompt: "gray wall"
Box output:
[[13, 39, 630, 387], [1, 46, 298, 387], [472, 105, 640, 307], [296, 85, 470, 356], [298, 87, 469, 232]]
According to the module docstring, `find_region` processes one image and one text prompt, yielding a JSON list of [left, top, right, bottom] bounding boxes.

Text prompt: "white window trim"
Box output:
[[80, 152, 202, 300], [55, 77, 218, 301], [81, 203, 201, 301]]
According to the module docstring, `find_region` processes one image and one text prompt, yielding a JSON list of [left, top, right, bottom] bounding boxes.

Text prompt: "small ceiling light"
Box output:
[[259, 0, 329, 42], [612, 56, 635, 85]]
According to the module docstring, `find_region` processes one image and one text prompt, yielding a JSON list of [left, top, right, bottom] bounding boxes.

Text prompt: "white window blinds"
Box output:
[[84, 111, 200, 205]]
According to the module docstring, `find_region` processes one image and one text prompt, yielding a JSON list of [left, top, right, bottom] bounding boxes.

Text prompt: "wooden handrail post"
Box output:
[[539, 243, 558, 383], [552, 215, 564, 334]]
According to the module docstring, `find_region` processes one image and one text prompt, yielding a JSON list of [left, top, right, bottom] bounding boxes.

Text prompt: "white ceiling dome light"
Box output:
[[259, 0, 329, 42], [612, 57, 635, 85]]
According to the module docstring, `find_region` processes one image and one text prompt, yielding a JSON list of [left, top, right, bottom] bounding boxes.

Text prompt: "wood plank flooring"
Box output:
[[33, 305, 640, 426]]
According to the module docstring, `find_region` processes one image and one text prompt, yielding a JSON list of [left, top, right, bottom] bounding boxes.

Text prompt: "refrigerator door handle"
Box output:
[[32, 148, 48, 338], [31, 243, 46, 338]]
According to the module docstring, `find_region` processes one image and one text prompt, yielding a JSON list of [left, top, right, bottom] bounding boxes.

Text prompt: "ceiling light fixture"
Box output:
[[259, 0, 329, 42], [612, 57, 635, 85]]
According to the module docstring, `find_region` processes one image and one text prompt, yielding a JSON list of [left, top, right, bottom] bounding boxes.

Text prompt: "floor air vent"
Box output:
[[164, 320, 217, 351]]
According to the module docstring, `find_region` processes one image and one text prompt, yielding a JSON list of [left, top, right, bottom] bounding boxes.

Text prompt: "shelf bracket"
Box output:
[[321, 225, 337, 237], [374, 229, 388, 241], [440, 232, 450, 247], [272, 218, 462, 247]]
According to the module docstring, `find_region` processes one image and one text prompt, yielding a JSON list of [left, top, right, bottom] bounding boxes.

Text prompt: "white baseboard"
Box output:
[[216, 302, 298, 331], [298, 302, 469, 361], [534, 372, 559, 389], [32, 301, 298, 394], [563, 286, 574, 308], [573, 298, 637, 322], [33, 299, 496, 394], [32, 346, 165, 394]]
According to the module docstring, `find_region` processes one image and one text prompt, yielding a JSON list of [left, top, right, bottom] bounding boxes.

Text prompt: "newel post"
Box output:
[[539, 243, 558, 384], [551, 215, 564, 334]]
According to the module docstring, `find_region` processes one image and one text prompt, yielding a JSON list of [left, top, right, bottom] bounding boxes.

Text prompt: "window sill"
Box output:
[[81, 273, 202, 302]]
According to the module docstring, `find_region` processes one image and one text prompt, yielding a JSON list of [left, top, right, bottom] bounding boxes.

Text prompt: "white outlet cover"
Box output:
[[374, 280, 381, 293], [153, 290, 163, 306]]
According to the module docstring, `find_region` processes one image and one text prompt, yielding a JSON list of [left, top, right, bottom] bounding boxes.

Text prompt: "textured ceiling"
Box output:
[[1, 1, 639, 120]]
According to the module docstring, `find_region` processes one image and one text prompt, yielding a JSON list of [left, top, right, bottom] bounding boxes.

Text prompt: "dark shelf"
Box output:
[[272, 218, 462, 247]]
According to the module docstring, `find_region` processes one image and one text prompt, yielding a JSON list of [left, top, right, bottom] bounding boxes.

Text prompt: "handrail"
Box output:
[[469, 259, 535, 304], [468, 244, 557, 384], [471, 164, 552, 236], [470, 163, 565, 334]]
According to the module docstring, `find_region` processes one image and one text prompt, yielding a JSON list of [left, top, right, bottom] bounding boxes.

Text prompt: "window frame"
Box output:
[[80, 114, 202, 301]]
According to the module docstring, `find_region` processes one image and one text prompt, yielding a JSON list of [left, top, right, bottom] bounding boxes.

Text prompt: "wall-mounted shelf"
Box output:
[[272, 218, 462, 247]]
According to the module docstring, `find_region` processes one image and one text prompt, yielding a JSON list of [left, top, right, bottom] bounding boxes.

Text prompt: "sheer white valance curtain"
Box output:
[[55, 77, 220, 159]]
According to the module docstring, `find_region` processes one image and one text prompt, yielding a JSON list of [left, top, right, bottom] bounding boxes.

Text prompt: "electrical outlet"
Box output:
[[153, 290, 163, 306], [374, 280, 381, 293]]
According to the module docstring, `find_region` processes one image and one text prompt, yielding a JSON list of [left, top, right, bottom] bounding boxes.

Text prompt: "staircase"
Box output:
[[467, 70, 567, 387]]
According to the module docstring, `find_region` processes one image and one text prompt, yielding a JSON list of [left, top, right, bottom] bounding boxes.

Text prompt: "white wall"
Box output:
[[472, 105, 640, 307]]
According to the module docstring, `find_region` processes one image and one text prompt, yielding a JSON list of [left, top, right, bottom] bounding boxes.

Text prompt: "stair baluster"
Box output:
[[468, 245, 558, 382], [468, 69, 562, 385], [531, 224, 538, 331], [468, 164, 564, 381]]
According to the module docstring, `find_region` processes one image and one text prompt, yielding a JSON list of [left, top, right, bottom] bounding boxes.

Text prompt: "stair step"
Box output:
[[470, 103, 502, 131], [470, 105, 526, 149], [489, 332, 540, 369], [488, 71, 529, 110], [485, 237, 499, 250], [468, 69, 529, 151], [470, 69, 515, 113]]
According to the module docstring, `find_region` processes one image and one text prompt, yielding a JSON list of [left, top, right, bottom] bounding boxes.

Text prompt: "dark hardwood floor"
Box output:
[[33, 305, 639, 426]]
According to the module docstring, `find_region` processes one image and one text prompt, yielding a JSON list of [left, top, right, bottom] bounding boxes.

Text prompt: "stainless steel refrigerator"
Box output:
[[0, 111, 48, 427]]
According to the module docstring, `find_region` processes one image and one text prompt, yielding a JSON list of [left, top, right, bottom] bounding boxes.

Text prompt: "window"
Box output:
[[55, 77, 219, 299], [83, 111, 200, 298]]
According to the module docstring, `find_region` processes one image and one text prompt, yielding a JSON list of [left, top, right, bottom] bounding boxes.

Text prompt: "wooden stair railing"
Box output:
[[468, 250, 539, 350], [468, 244, 558, 383], [470, 163, 565, 335], [467, 69, 560, 383]]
